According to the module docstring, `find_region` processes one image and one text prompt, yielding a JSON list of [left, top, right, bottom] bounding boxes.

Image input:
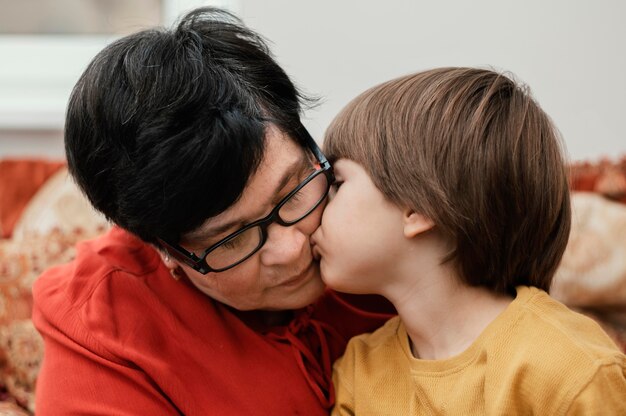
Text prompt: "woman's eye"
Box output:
[[222, 240, 237, 249], [221, 235, 243, 250], [285, 189, 304, 206]]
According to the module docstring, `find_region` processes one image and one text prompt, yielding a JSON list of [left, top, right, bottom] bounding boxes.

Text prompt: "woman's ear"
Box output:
[[159, 250, 178, 270], [402, 208, 435, 238], [158, 250, 186, 281]]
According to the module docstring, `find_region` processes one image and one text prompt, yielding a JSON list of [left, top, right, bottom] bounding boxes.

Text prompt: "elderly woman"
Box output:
[[32, 7, 392, 415]]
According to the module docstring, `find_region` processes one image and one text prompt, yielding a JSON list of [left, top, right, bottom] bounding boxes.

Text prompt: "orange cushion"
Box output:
[[0, 160, 65, 239]]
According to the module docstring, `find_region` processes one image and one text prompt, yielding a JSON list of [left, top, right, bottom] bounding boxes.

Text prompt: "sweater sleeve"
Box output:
[[32, 270, 180, 415], [564, 356, 626, 415]]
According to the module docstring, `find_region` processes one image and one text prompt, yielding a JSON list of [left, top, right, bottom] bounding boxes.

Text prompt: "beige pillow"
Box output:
[[0, 167, 111, 411], [12, 167, 109, 242], [551, 192, 626, 309]]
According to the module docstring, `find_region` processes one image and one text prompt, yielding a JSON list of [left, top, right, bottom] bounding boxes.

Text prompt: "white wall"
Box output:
[[0, 0, 232, 158], [1, 0, 624, 161], [240, 0, 626, 162]]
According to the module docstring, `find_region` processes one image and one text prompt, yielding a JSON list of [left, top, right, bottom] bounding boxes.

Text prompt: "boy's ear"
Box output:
[[402, 208, 435, 238]]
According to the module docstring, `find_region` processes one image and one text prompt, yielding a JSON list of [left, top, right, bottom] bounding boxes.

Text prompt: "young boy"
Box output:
[[312, 67, 626, 415]]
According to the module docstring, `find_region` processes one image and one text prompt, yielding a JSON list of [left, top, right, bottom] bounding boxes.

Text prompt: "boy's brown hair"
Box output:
[[324, 67, 571, 294]]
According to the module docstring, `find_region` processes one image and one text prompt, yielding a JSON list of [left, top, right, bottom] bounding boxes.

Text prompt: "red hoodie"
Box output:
[[33, 227, 393, 415]]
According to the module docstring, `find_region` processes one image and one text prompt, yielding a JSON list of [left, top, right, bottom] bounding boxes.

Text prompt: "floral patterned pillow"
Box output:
[[0, 320, 42, 414], [552, 192, 626, 308], [12, 167, 109, 242], [551, 191, 626, 352], [0, 168, 109, 326], [0, 167, 110, 413]]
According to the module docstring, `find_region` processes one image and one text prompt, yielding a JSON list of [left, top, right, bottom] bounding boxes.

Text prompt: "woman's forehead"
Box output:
[[187, 130, 308, 241]]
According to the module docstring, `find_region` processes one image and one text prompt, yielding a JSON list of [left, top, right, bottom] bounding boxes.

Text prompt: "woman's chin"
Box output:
[[303, 279, 327, 307], [285, 272, 326, 309]]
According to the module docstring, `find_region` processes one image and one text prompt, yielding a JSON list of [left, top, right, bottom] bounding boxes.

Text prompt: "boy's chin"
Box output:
[[320, 264, 359, 294], [318, 261, 334, 286]]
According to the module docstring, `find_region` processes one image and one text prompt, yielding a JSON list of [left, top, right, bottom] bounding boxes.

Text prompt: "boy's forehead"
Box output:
[[332, 158, 357, 174]]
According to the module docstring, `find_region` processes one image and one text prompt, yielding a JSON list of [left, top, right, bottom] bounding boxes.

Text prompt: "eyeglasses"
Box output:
[[158, 126, 334, 274]]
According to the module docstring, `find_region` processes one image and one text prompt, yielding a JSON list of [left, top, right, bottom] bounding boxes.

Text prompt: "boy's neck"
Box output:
[[386, 273, 513, 361]]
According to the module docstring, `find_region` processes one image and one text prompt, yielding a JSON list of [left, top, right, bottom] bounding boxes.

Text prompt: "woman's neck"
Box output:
[[260, 309, 294, 327], [231, 308, 294, 331]]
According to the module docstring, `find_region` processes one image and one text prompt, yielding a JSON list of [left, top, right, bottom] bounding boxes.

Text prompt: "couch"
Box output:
[[0, 156, 625, 414], [0, 160, 109, 414]]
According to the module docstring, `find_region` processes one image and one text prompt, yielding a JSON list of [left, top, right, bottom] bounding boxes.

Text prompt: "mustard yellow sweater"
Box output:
[[332, 286, 626, 415]]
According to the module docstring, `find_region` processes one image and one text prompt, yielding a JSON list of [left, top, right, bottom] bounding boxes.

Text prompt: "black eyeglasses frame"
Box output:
[[157, 126, 334, 274]]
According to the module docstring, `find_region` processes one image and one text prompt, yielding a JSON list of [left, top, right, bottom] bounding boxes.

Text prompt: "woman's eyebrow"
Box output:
[[269, 151, 311, 203]]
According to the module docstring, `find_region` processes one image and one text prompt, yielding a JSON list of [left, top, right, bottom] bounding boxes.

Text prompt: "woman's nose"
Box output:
[[259, 222, 308, 266]]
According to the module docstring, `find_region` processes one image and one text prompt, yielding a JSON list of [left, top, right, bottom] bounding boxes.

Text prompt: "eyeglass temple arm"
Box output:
[[297, 123, 330, 168]]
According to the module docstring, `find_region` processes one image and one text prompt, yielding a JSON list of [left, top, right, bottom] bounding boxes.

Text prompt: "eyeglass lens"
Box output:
[[205, 172, 329, 270]]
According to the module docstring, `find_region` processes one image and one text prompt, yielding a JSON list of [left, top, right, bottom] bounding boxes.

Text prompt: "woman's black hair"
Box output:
[[65, 7, 313, 244]]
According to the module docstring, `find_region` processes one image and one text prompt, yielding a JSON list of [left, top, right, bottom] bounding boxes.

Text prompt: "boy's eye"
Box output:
[[329, 181, 343, 197]]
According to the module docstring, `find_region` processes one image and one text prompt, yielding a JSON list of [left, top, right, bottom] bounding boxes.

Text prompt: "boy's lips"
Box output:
[[310, 231, 323, 260], [311, 242, 322, 261]]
